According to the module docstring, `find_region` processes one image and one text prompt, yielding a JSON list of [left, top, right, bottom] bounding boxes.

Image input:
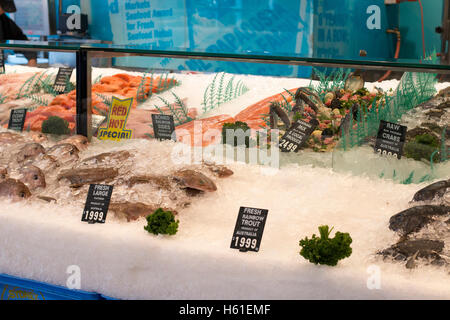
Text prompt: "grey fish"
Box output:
[[18, 165, 46, 191], [412, 179, 450, 202], [0, 178, 31, 201], [172, 169, 217, 192], [57, 167, 119, 187]]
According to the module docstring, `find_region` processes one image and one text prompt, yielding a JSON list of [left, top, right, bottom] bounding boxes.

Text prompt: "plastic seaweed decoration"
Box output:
[[16, 73, 39, 98], [95, 93, 112, 112], [400, 171, 415, 185], [337, 54, 439, 151], [202, 72, 249, 113], [153, 91, 193, 126], [136, 72, 177, 104], [25, 94, 50, 108], [93, 74, 102, 84], [309, 68, 351, 100]]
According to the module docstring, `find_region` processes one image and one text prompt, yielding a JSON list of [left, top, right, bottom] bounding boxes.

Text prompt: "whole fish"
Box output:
[[18, 165, 46, 191], [57, 167, 119, 187], [0, 178, 31, 201], [412, 179, 450, 202], [109, 202, 177, 222]]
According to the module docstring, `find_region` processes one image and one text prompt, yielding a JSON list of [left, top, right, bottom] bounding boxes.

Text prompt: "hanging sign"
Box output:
[[97, 97, 133, 141]]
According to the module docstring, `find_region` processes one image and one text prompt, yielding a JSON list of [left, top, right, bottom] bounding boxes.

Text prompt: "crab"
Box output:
[[269, 87, 324, 131]]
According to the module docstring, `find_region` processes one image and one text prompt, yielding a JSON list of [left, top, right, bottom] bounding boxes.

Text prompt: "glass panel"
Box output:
[[0, 47, 84, 164], [86, 53, 449, 184]]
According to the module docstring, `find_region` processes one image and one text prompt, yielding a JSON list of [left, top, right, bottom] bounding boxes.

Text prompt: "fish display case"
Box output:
[[0, 40, 449, 300]]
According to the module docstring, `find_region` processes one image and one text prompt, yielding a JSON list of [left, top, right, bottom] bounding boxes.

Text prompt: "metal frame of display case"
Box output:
[[2, 41, 450, 140]]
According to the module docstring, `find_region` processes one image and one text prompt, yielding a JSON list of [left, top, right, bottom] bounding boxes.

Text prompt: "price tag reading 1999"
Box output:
[[81, 184, 113, 224], [230, 207, 269, 253]]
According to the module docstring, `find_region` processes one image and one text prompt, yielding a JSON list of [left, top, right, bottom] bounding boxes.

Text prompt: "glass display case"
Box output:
[[0, 34, 449, 299]]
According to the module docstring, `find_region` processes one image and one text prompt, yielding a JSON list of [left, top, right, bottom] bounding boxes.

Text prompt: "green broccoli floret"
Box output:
[[299, 225, 352, 266], [221, 121, 252, 147], [41, 116, 70, 135], [144, 208, 179, 236]]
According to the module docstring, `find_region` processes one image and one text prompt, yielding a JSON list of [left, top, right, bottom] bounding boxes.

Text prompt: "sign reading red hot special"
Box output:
[[98, 97, 133, 141]]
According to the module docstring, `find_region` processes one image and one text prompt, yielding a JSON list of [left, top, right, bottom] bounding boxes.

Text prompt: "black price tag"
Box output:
[[8, 108, 27, 131], [152, 114, 176, 141], [230, 207, 269, 252], [278, 119, 318, 152], [53, 67, 74, 94], [374, 120, 407, 159], [0, 50, 4, 74], [81, 184, 113, 224]]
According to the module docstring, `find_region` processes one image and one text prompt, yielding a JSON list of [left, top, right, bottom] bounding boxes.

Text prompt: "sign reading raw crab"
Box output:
[[97, 97, 133, 141], [230, 207, 269, 252], [374, 120, 407, 159], [82, 184, 113, 224]]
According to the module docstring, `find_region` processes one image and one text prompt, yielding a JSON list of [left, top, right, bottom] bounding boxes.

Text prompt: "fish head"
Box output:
[[19, 165, 46, 190], [46, 143, 80, 163], [62, 135, 89, 151], [0, 167, 7, 181], [173, 169, 217, 192], [31, 132, 48, 143], [16, 143, 46, 162], [0, 179, 31, 201]]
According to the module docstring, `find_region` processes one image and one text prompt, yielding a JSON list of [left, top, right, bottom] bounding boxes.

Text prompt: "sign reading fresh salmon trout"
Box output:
[[151, 114, 176, 141], [97, 97, 133, 141], [53, 67, 74, 94], [8, 108, 27, 131], [230, 207, 268, 252], [278, 119, 318, 152], [374, 120, 407, 159], [82, 184, 113, 224]]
